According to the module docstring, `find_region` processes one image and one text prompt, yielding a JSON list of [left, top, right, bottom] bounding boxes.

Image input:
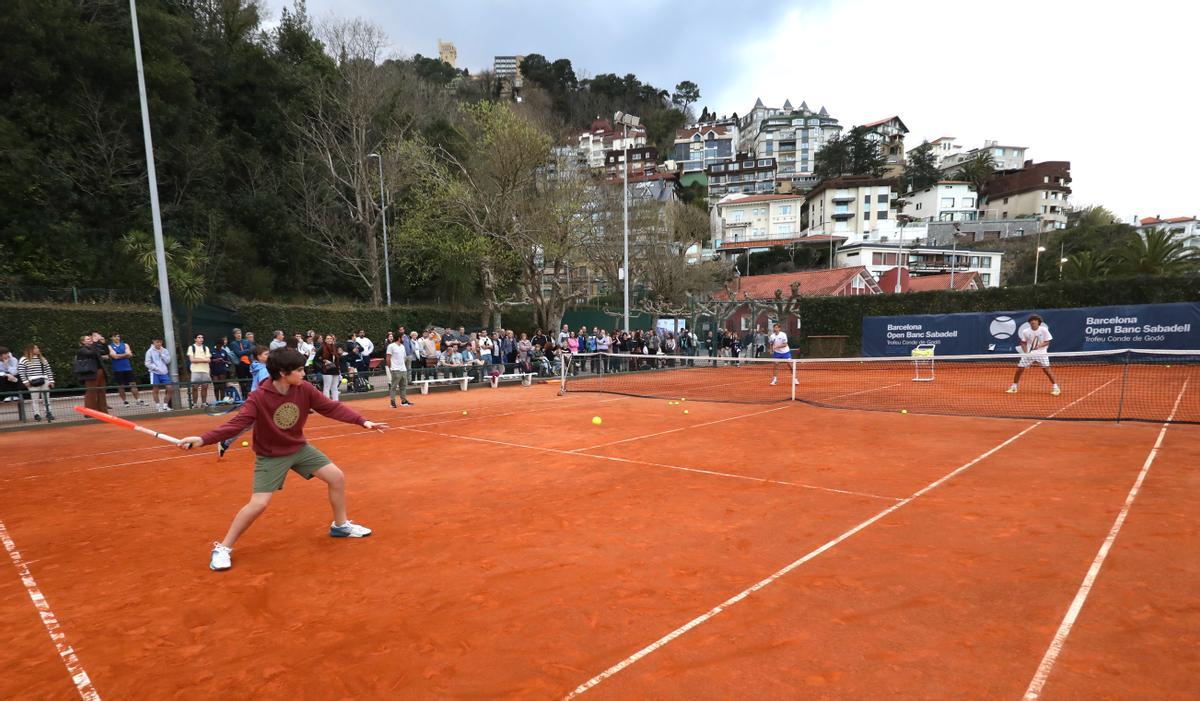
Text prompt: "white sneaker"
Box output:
[[330, 520, 372, 538], [769, 378, 778, 386], [793, 378, 799, 385], [1006, 386, 1018, 394], [210, 543, 232, 571], [1051, 386, 1061, 396]]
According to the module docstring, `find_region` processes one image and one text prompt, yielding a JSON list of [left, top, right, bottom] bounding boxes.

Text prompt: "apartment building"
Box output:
[[577, 118, 647, 171], [941, 140, 1029, 173], [907, 136, 963, 169], [902, 181, 978, 223], [800, 176, 900, 244], [979, 161, 1072, 231], [603, 146, 660, 178], [672, 121, 738, 174], [712, 193, 805, 250], [706, 152, 778, 198], [860, 116, 909, 179], [1137, 216, 1200, 251], [737, 98, 841, 190]]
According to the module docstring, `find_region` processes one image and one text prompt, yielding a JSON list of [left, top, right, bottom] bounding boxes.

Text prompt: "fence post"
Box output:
[[1115, 351, 1131, 424], [72, 286, 79, 304]]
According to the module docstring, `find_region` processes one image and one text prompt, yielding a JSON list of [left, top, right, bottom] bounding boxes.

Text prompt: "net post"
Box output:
[[558, 353, 569, 395], [1115, 350, 1130, 424], [790, 360, 797, 401]]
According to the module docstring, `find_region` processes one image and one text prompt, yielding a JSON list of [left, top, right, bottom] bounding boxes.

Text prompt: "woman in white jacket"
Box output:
[[18, 344, 55, 422]]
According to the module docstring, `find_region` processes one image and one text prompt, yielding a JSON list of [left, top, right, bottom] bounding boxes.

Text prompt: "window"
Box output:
[[864, 195, 871, 205], [962, 198, 975, 207], [1041, 206, 1048, 214], [732, 211, 744, 222], [981, 273, 991, 285], [877, 194, 888, 203], [777, 223, 793, 234], [712, 165, 725, 172], [729, 164, 739, 171], [1002, 211, 1008, 218], [994, 148, 1004, 157], [779, 205, 792, 215], [1043, 176, 1049, 184], [1003, 197, 1009, 204], [758, 159, 771, 166], [916, 202, 923, 211], [877, 210, 889, 220], [863, 210, 871, 220], [941, 197, 955, 208]]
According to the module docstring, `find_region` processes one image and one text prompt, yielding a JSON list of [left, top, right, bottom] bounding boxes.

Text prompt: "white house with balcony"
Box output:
[[1137, 216, 1200, 252], [835, 243, 1004, 288], [800, 176, 903, 245], [902, 181, 978, 223], [712, 193, 805, 250], [941, 140, 1029, 173]]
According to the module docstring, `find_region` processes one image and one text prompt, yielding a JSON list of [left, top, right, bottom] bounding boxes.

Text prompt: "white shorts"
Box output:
[[1018, 352, 1050, 368]]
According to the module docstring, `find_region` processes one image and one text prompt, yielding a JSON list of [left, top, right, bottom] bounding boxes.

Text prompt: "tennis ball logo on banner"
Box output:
[[989, 316, 1018, 340]]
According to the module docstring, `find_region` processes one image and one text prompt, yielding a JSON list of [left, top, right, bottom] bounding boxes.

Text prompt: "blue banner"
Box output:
[[862, 302, 1200, 356]]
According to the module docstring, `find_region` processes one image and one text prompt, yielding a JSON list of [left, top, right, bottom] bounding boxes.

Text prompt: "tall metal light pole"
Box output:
[[1034, 229, 1046, 285], [615, 111, 640, 331], [129, 0, 178, 383], [368, 153, 392, 306]]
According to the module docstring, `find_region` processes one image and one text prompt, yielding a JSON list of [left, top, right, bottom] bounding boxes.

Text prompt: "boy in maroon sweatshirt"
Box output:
[[180, 348, 387, 571]]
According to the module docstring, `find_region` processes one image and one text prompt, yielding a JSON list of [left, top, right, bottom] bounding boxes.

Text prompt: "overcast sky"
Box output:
[[293, 0, 1198, 220]]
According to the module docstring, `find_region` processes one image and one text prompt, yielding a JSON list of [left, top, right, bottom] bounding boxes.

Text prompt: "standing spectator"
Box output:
[[558, 324, 570, 346], [419, 331, 439, 379], [75, 334, 109, 412], [567, 330, 580, 356], [318, 334, 342, 401], [0, 346, 21, 402], [187, 333, 213, 407], [300, 332, 318, 381], [501, 330, 516, 371], [211, 337, 231, 401], [664, 332, 678, 366], [18, 344, 55, 422], [478, 329, 494, 368], [229, 329, 253, 397], [269, 330, 287, 351], [106, 334, 144, 406], [144, 337, 173, 411], [516, 333, 532, 372], [354, 330, 374, 369], [385, 334, 412, 408], [754, 325, 768, 358], [595, 329, 610, 373], [586, 328, 599, 373]]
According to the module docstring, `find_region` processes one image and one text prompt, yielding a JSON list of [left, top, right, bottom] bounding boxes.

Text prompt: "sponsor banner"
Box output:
[[862, 302, 1200, 356]]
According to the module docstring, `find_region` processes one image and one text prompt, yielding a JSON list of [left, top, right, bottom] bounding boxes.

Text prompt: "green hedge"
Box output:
[[0, 302, 168, 389], [798, 275, 1200, 355]]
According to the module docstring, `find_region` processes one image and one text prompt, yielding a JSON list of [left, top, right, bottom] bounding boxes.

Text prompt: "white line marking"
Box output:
[[569, 405, 789, 452], [1, 519, 101, 700], [1021, 379, 1190, 700], [562, 420, 1045, 698], [823, 382, 904, 401], [398, 425, 896, 500]]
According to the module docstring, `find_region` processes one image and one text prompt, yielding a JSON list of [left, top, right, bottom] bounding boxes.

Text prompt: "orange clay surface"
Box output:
[[0, 382, 1196, 700]]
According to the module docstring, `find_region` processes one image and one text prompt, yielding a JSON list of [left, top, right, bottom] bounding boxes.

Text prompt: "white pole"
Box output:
[[950, 236, 957, 290], [894, 224, 904, 293], [1034, 230, 1042, 285], [622, 123, 630, 332], [373, 155, 392, 306], [129, 0, 178, 384]]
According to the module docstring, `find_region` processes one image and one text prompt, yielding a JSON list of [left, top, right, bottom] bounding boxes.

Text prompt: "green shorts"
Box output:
[[252, 443, 331, 493]]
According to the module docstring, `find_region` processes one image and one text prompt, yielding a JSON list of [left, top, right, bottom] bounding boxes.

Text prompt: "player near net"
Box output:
[[178, 347, 387, 571], [1006, 314, 1061, 396], [768, 322, 798, 386]]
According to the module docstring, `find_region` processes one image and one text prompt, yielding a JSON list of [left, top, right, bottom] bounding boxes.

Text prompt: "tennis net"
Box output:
[[561, 349, 1199, 424]]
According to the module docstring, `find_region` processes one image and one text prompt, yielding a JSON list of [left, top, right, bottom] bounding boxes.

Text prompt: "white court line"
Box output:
[[1021, 379, 1190, 701], [822, 382, 904, 401], [399, 425, 898, 502], [563, 420, 1045, 698], [563, 378, 1120, 697], [1, 519, 100, 700], [568, 405, 789, 453]]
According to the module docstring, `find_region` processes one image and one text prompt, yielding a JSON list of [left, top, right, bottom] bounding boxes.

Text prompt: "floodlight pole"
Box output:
[[129, 0, 179, 386], [622, 122, 630, 331]]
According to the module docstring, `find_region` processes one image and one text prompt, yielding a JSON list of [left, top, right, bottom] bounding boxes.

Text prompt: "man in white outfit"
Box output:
[[1007, 314, 1061, 396]]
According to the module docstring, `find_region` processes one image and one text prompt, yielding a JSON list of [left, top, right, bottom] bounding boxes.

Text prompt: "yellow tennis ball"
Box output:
[[592, 416, 602, 425], [683, 409, 689, 415], [241, 440, 249, 447], [900, 410, 908, 414], [680, 398, 686, 402], [462, 410, 468, 416]]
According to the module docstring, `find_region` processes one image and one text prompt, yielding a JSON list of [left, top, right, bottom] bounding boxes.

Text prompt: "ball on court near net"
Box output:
[[241, 440, 249, 447], [592, 416, 602, 425], [683, 409, 689, 415], [901, 410, 908, 414], [462, 410, 468, 416]]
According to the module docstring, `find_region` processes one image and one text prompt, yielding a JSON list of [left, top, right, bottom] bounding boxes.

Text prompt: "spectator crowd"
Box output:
[[2, 322, 784, 422]]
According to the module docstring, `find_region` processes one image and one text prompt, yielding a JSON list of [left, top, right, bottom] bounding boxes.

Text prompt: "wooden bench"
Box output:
[[488, 372, 534, 388], [413, 376, 470, 394]]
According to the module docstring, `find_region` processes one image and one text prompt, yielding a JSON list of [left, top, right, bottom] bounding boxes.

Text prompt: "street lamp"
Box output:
[[615, 110, 640, 331], [367, 153, 392, 306], [1034, 243, 1047, 286]]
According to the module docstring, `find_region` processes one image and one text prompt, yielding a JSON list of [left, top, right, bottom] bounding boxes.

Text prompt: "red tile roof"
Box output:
[[717, 236, 845, 251], [717, 194, 804, 206], [712, 267, 877, 300], [1141, 216, 1196, 225], [676, 125, 733, 140], [905, 272, 981, 292]]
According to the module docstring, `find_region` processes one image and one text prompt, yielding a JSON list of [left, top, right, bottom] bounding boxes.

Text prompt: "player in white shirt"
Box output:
[[1007, 314, 1061, 396], [767, 323, 798, 386], [386, 339, 413, 407]]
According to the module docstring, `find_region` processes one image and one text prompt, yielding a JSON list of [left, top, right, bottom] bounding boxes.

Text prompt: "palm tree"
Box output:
[[954, 152, 995, 198], [121, 231, 208, 341], [1062, 250, 1111, 280], [1112, 228, 1199, 276]]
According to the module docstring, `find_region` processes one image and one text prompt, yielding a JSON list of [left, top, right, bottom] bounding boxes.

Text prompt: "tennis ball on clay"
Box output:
[[462, 410, 468, 416], [900, 410, 908, 414], [241, 440, 249, 447], [683, 409, 689, 415], [680, 398, 686, 402], [592, 416, 602, 425]]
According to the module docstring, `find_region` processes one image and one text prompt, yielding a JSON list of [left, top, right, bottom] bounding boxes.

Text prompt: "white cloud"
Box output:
[[715, 0, 1200, 219]]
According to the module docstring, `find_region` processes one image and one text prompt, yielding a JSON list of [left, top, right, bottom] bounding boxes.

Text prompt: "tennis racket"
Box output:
[[73, 406, 191, 448], [205, 386, 244, 416]]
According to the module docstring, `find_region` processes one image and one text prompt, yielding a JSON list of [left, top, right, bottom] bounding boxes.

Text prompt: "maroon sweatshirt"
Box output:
[[200, 380, 366, 456]]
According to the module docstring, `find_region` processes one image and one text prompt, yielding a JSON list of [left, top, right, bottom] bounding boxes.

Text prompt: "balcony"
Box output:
[[831, 209, 855, 220], [831, 192, 855, 203]]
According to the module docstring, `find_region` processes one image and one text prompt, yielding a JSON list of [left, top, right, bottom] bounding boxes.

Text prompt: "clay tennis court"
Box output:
[[2, 368, 1197, 699]]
